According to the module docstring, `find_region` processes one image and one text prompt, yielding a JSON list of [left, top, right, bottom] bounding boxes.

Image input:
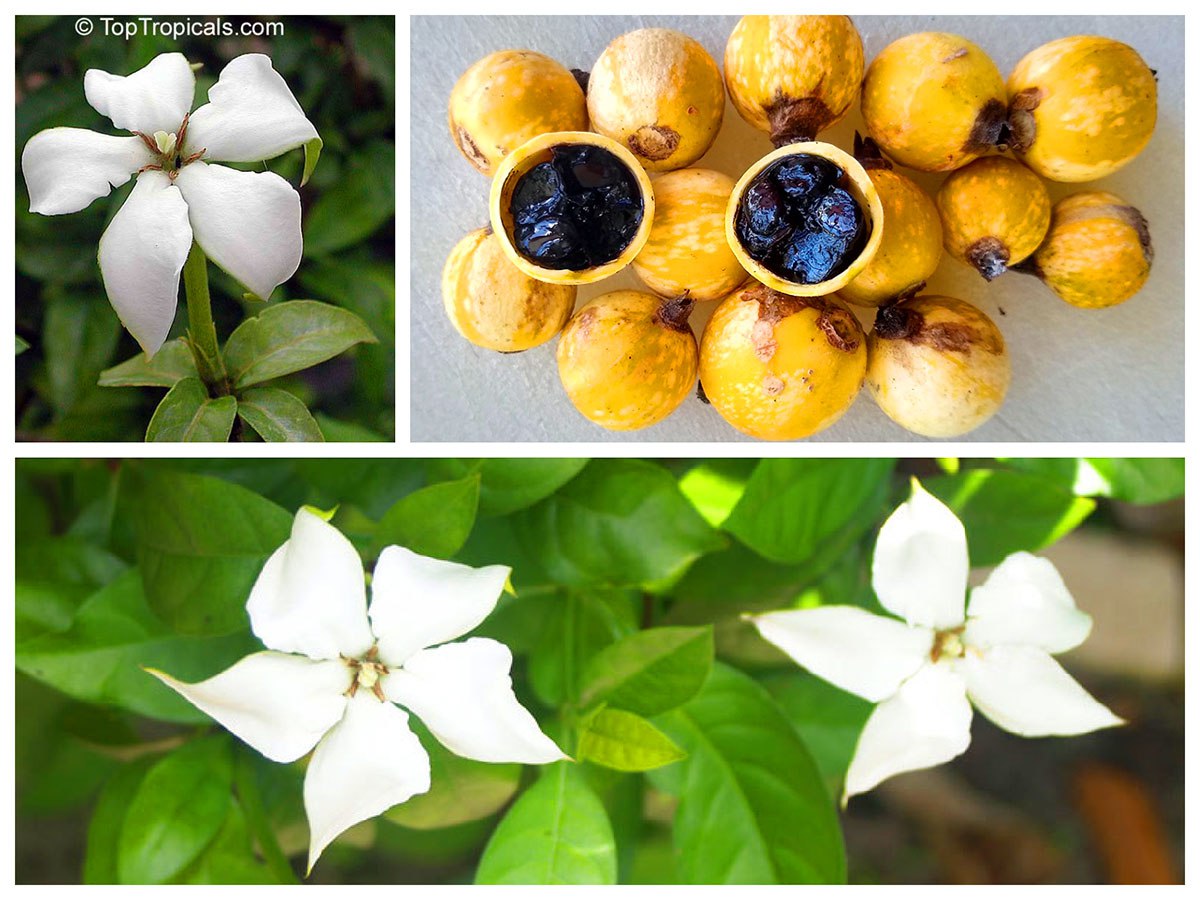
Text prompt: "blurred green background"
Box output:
[[15, 15, 396, 441]]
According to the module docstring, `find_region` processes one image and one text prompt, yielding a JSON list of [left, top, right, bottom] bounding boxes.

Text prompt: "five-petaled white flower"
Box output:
[[148, 508, 565, 873], [750, 480, 1121, 803], [22, 52, 320, 356]]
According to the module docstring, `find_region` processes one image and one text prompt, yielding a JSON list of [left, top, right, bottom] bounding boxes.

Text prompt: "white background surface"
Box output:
[[409, 16, 1184, 443]]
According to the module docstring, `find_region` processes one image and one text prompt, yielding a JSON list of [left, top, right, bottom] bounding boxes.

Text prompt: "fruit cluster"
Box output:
[[442, 17, 1158, 439]]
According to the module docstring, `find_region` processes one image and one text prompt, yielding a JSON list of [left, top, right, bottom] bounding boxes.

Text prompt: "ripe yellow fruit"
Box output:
[[861, 32, 1007, 172], [633, 168, 747, 302], [587, 28, 724, 173], [556, 291, 697, 431], [936, 156, 1051, 281], [724, 15, 864, 146], [1029, 191, 1153, 309], [699, 282, 866, 440], [867, 295, 1010, 438], [442, 228, 576, 352], [448, 50, 587, 177], [1007, 36, 1157, 182]]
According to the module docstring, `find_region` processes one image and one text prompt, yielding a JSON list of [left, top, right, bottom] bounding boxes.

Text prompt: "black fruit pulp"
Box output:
[[509, 144, 644, 270], [735, 153, 868, 285]]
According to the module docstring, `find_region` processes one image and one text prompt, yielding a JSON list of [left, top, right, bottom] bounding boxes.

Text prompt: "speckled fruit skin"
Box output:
[[556, 291, 697, 431], [587, 28, 724, 173], [1031, 191, 1152, 309], [840, 166, 942, 307], [861, 33, 1007, 172], [724, 15, 864, 146], [633, 168, 747, 302], [448, 50, 587, 177], [726, 141, 883, 298], [867, 295, 1010, 438], [1007, 36, 1157, 183], [442, 227, 576, 352], [489, 131, 655, 286], [699, 282, 866, 440], [936, 156, 1051, 281]]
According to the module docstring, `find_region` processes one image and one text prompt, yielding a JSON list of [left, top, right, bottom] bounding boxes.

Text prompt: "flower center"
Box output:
[[930, 627, 966, 663], [343, 645, 389, 702], [134, 114, 206, 180]]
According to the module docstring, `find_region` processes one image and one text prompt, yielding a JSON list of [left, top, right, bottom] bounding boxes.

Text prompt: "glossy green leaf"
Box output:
[[373, 473, 480, 559], [475, 762, 617, 884], [526, 591, 639, 707], [223, 300, 376, 389], [315, 414, 387, 442], [677, 459, 757, 527], [579, 626, 712, 716], [1086, 458, 1184, 504], [98, 339, 198, 388], [41, 288, 121, 415], [16, 537, 129, 642], [236, 386, 325, 442], [145, 378, 237, 442], [577, 707, 685, 772], [179, 801, 276, 884], [426, 458, 588, 517], [84, 760, 153, 883]]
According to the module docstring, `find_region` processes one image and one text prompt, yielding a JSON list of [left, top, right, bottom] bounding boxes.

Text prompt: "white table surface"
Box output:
[[409, 16, 1184, 443]]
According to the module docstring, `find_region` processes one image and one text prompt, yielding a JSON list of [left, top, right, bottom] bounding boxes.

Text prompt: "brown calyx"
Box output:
[[628, 125, 681, 161], [1006, 88, 1043, 153], [965, 98, 1008, 153], [1116, 205, 1155, 264], [966, 236, 1011, 282], [873, 303, 924, 341], [453, 123, 488, 170], [654, 293, 695, 334], [765, 92, 835, 148], [817, 308, 861, 352], [853, 132, 893, 171]]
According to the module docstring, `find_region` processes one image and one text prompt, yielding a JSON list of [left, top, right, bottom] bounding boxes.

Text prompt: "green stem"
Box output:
[[182, 241, 230, 396], [233, 750, 298, 884]]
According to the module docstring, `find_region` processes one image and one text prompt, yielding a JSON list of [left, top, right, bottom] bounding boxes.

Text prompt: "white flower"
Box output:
[[148, 508, 565, 873], [22, 52, 320, 356], [750, 479, 1121, 803]]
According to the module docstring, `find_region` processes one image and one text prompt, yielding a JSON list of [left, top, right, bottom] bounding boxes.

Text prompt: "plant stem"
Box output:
[[233, 750, 298, 884], [182, 241, 230, 396]]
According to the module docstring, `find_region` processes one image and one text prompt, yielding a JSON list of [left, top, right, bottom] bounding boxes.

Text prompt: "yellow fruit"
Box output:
[[861, 32, 1007, 172], [632, 168, 747, 302], [442, 227, 576, 352], [1007, 36, 1157, 182], [867, 295, 1010, 438], [936, 156, 1050, 281], [448, 50, 587, 177], [1029, 191, 1152, 309], [699, 282, 866, 440], [587, 28, 724, 173], [556, 291, 697, 431], [840, 136, 943, 307], [724, 15, 864, 146]]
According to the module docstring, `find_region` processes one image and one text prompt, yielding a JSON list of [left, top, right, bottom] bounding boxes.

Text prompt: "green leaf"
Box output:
[[134, 468, 293, 635], [315, 414, 387, 442], [223, 299, 376, 389], [426, 458, 588, 517], [145, 378, 237, 442], [657, 664, 846, 884], [179, 801, 276, 884], [303, 140, 395, 256], [84, 760, 153, 883], [117, 737, 234, 884], [373, 473, 480, 559], [677, 459, 757, 527], [98, 339, 198, 388], [41, 287, 121, 416], [512, 459, 724, 589], [1085, 458, 1185, 504], [925, 469, 1096, 566], [236, 386, 325, 442], [16, 334, 30, 354], [579, 626, 713, 716], [16, 537, 129, 642], [475, 762, 617, 884], [577, 707, 685, 772], [724, 459, 896, 565]]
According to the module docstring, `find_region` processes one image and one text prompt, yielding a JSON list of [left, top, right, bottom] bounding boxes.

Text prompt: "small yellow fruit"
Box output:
[[556, 291, 697, 431], [633, 168, 747, 302], [840, 136, 943, 307], [936, 156, 1051, 281], [699, 282, 866, 440], [861, 32, 1007, 172], [724, 15, 864, 146], [448, 50, 587, 176], [867, 295, 1010, 438], [1029, 191, 1152, 309], [587, 28, 724, 173], [442, 227, 576, 352], [1007, 36, 1157, 183]]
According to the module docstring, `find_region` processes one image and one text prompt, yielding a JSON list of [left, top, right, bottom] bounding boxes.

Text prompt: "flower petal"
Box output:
[[246, 508, 374, 661], [304, 694, 430, 874], [369, 546, 510, 666], [965, 552, 1093, 653], [963, 645, 1123, 737], [845, 663, 972, 801], [751, 606, 933, 702], [185, 54, 319, 163], [146, 651, 349, 762], [872, 480, 969, 629], [97, 170, 192, 356], [21, 128, 150, 216], [384, 638, 565, 764], [84, 52, 195, 134], [173, 161, 301, 300]]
